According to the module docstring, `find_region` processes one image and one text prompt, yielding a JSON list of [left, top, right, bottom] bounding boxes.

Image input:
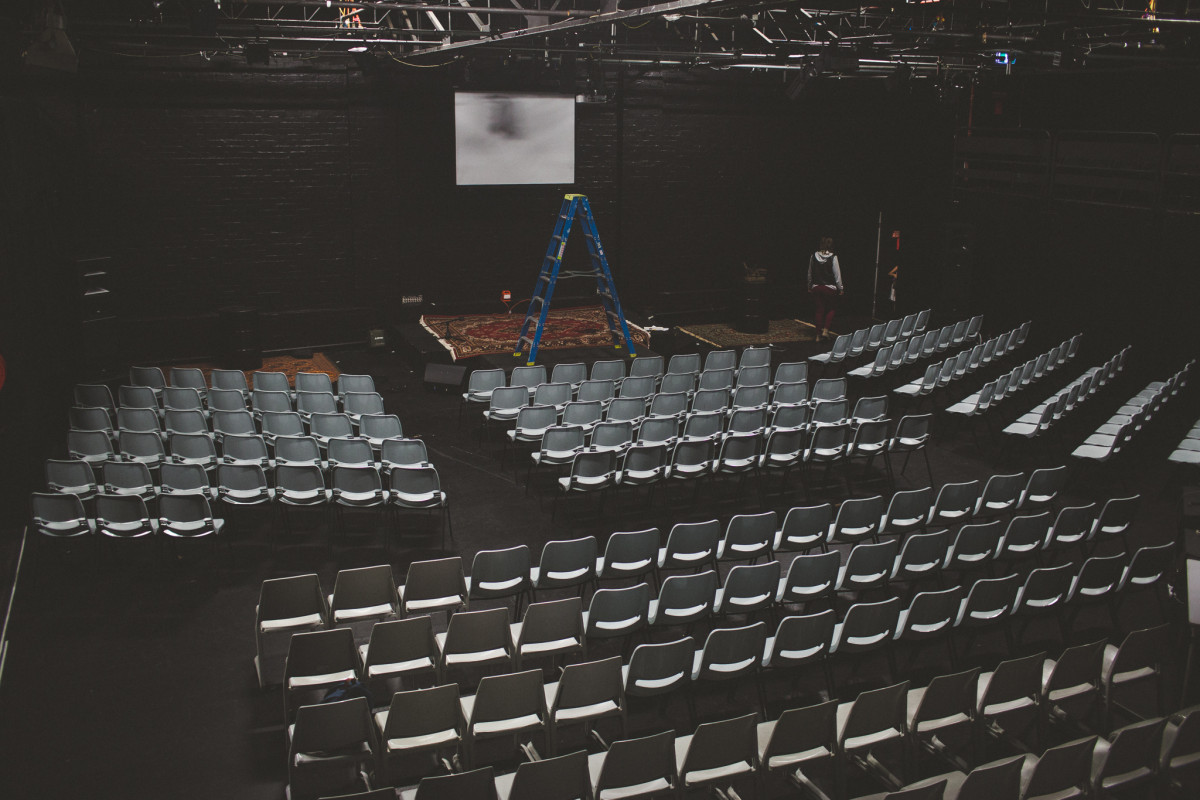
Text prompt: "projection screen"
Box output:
[[454, 92, 575, 186]]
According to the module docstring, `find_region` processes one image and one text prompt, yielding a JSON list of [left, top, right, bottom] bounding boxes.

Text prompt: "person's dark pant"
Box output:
[[810, 285, 838, 332]]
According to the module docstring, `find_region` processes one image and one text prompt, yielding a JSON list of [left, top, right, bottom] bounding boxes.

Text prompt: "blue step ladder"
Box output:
[[513, 193, 639, 366]]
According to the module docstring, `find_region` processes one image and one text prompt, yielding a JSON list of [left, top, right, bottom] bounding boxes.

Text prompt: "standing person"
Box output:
[[807, 236, 843, 340]]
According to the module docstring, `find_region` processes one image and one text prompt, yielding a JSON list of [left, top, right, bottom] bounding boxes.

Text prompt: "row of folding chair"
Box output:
[[549, 416, 922, 509], [379, 684, 1200, 800], [846, 314, 983, 381], [514, 387, 867, 449], [35, 462, 450, 552], [895, 321, 1030, 402], [753, 641, 1181, 797], [463, 348, 774, 416], [522, 394, 887, 473], [75, 382, 382, 427], [264, 536, 1175, 712], [482, 374, 850, 439], [291, 622, 1188, 800], [121, 365, 370, 400], [546, 479, 1139, 586], [70, 400, 396, 446], [1168, 414, 1200, 467], [1073, 359, 1194, 465], [56, 432, 428, 493], [292, 697, 816, 800], [29, 489, 225, 556], [886, 700, 1200, 800], [944, 333, 1081, 423], [811, 309, 937, 369], [66, 413, 409, 471], [772, 485, 1139, 563], [847, 328, 943, 382], [46, 435, 435, 501], [1002, 346, 1130, 443], [492, 377, 849, 439]]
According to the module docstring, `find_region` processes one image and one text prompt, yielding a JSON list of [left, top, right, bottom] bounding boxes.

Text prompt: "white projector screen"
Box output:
[[455, 92, 575, 186]]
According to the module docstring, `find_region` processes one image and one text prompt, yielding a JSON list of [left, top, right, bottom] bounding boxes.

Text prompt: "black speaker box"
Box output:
[[424, 363, 467, 392]]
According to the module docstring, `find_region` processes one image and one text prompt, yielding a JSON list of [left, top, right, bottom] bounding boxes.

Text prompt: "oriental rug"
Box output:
[[420, 306, 652, 361]]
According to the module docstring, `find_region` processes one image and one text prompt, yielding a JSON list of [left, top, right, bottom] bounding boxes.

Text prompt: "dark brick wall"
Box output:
[[36, 64, 957, 365]]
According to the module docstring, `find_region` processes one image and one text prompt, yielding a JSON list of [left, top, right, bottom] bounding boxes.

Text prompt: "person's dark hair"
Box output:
[[819, 236, 834, 252]]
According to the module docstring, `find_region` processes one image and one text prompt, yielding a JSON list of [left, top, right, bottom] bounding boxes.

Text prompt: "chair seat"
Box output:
[[895, 608, 953, 639], [460, 695, 541, 736], [374, 710, 458, 752], [532, 449, 581, 466], [333, 603, 394, 623], [648, 599, 707, 624], [834, 702, 904, 751], [99, 521, 158, 538], [261, 613, 324, 632], [220, 488, 275, 503], [618, 467, 666, 485], [287, 669, 357, 689], [160, 519, 222, 538], [544, 683, 619, 722], [831, 622, 891, 652], [293, 740, 373, 766], [587, 751, 672, 799], [278, 489, 332, 505], [1071, 444, 1114, 460], [404, 594, 464, 613], [358, 645, 434, 678], [333, 491, 384, 506], [674, 735, 754, 785], [558, 476, 613, 491], [714, 586, 772, 613], [906, 687, 970, 733], [761, 635, 823, 666], [392, 490, 446, 507]]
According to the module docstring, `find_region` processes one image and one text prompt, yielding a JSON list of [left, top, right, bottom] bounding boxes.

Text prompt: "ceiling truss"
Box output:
[[20, 0, 1200, 76]]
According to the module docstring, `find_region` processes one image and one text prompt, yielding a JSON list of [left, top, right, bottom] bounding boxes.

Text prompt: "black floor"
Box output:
[[0, 322, 1195, 800]]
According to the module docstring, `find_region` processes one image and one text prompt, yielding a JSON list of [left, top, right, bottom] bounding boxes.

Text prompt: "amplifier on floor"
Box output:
[[424, 363, 467, 392]]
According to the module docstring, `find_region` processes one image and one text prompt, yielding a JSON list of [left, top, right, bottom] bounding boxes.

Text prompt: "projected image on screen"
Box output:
[[455, 92, 575, 186]]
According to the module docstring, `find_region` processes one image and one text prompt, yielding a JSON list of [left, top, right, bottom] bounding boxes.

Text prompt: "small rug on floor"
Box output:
[[420, 306, 652, 361], [175, 352, 340, 389], [676, 318, 825, 348]]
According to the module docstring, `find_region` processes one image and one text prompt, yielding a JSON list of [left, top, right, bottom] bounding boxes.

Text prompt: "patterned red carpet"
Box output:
[[420, 305, 651, 361]]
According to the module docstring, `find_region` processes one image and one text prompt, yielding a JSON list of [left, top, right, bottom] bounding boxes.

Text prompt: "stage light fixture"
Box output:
[[347, 43, 369, 53]]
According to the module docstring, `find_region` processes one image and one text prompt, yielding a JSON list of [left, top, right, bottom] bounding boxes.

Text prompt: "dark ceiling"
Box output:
[[17, 0, 1200, 79]]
